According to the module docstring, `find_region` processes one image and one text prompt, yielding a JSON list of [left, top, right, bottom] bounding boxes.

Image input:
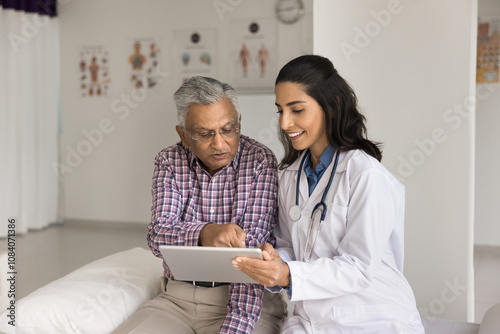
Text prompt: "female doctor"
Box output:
[[233, 55, 425, 333]]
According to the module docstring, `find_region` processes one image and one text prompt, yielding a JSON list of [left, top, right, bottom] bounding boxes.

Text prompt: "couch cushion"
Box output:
[[0, 247, 163, 334]]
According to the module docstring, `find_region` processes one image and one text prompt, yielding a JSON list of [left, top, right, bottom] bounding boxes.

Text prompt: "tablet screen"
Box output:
[[159, 246, 262, 283]]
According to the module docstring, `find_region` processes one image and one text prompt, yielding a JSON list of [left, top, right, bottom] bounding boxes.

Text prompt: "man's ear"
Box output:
[[176, 125, 190, 149]]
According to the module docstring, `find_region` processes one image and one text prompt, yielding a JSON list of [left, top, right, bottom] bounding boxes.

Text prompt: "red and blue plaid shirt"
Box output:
[[147, 135, 278, 334]]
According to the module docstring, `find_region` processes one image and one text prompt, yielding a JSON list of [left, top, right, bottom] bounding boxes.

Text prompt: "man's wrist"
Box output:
[[219, 313, 256, 334], [279, 261, 291, 288], [198, 223, 212, 246]]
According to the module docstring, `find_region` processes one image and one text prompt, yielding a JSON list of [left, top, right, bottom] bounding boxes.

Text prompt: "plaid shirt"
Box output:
[[147, 135, 278, 334]]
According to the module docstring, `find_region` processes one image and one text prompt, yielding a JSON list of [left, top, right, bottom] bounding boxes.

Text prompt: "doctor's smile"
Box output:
[[286, 131, 306, 143]]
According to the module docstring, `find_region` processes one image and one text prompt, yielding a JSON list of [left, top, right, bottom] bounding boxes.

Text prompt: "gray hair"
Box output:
[[173, 76, 240, 128]]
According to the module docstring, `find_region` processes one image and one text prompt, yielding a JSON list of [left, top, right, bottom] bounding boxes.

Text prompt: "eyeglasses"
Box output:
[[184, 125, 240, 144]]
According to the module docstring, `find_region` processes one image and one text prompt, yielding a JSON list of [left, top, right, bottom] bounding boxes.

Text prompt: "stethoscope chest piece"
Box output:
[[289, 205, 302, 222]]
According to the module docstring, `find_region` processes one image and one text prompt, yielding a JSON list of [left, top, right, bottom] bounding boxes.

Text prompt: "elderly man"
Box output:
[[113, 76, 286, 334]]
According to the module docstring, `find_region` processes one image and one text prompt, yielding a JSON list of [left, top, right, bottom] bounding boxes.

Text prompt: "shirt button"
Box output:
[[314, 323, 321, 330], [209, 209, 214, 214]]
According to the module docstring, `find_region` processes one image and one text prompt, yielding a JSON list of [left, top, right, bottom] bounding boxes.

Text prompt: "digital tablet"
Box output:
[[159, 245, 262, 284]]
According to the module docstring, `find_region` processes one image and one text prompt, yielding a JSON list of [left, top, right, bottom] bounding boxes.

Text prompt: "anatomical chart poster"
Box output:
[[127, 38, 163, 90], [173, 29, 218, 86], [79, 45, 110, 97], [477, 17, 500, 84], [230, 18, 277, 94]]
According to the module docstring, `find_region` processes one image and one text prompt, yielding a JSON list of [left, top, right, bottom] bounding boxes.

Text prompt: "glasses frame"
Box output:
[[183, 124, 240, 144]]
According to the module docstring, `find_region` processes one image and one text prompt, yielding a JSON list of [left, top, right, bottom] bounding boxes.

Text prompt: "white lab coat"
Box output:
[[275, 149, 425, 334]]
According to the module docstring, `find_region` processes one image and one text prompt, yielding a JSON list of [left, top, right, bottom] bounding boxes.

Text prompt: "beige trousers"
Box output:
[[112, 278, 287, 334]]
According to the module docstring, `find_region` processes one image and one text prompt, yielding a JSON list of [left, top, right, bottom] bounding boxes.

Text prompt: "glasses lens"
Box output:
[[189, 126, 239, 143], [220, 126, 239, 139], [193, 132, 213, 143]]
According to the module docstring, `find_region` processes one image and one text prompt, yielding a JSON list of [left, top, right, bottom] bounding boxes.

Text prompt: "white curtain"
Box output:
[[0, 7, 61, 237]]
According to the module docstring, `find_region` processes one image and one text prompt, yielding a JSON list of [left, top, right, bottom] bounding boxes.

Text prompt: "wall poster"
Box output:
[[230, 18, 277, 94], [173, 29, 218, 86], [477, 17, 500, 84], [78, 45, 110, 97], [127, 38, 163, 90]]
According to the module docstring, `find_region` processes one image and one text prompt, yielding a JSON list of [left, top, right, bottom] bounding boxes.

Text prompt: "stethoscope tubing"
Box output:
[[293, 148, 340, 262], [295, 148, 340, 220]]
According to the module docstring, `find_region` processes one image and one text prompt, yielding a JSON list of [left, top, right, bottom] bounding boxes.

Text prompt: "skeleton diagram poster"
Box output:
[[173, 29, 218, 86], [477, 17, 500, 84], [230, 18, 277, 94], [78, 45, 110, 97], [127, 38, 163, 90]]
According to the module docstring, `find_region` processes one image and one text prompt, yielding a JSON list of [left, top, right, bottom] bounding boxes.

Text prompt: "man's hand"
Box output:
[[232, 243, 290, 287], [199, 223, 246, 248]]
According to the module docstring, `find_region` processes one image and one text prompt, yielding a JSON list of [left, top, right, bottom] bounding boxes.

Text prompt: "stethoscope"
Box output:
[[288, 148, 340, 262]]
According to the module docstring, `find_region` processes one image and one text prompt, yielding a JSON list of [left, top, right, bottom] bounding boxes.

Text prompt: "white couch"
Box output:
[[0, 247, 498, 334]]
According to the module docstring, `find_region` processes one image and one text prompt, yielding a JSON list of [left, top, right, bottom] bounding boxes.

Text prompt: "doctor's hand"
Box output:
[[199, 223, 246, 248], [232, 243, 290, 287]]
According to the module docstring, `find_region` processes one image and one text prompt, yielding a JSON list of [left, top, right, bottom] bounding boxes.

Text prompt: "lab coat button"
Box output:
[[314, 323, 321, 330]]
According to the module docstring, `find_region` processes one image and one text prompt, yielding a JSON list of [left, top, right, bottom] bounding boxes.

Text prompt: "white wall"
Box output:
[[314, 0, 476, 322], [59, 0, 312, 223], [475, 0, 500, 246]]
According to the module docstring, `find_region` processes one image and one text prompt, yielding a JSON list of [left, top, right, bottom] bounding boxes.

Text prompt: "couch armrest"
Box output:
[[0, 247, 163, 334]]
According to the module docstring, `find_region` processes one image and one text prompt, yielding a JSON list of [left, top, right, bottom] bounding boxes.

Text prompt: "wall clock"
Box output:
[[275, 0, 305, 24]]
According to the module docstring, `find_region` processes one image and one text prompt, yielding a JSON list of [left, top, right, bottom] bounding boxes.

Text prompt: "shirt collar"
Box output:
[[318, 146, 335, 171], [304, 145, 335, 176]]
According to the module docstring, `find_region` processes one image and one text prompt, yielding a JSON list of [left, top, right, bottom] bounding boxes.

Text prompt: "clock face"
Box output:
[[276, 0, 304, 24]]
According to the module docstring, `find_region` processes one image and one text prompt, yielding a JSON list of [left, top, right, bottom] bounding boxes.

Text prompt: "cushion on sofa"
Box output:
[[0, 247, 163, 334]]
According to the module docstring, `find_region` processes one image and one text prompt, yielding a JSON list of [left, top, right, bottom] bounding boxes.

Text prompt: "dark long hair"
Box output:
[[276, 55, 382, 170]]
